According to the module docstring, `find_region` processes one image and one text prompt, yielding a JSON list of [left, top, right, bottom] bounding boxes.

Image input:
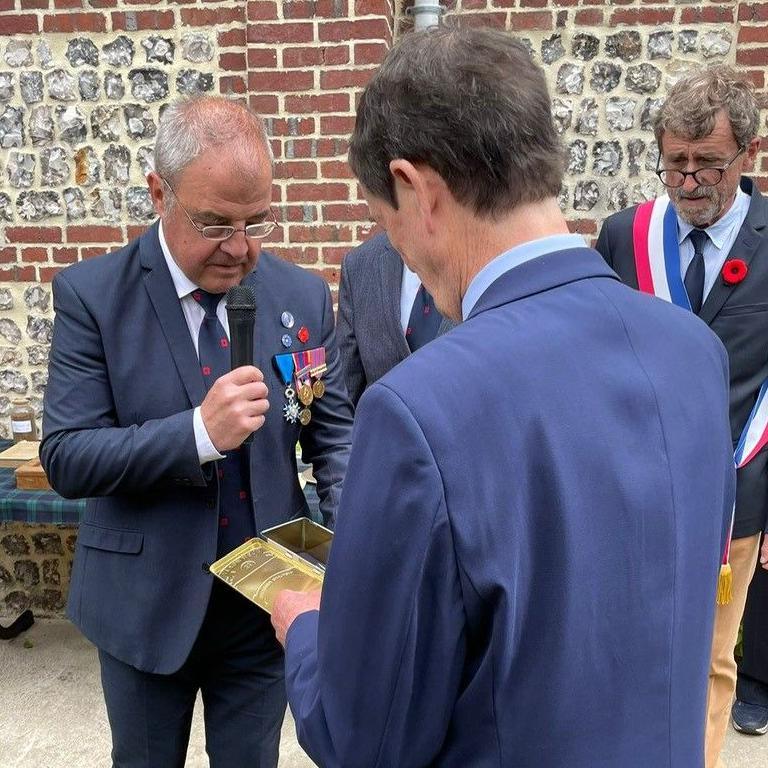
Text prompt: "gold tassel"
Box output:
[[717, 563, 732, 605]]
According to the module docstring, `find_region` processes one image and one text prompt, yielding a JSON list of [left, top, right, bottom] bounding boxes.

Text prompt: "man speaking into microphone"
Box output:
[[40, 95, 353, 768]]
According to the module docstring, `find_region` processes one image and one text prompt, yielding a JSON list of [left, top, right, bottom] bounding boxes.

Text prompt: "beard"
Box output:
[[670, 185, 729, 228]]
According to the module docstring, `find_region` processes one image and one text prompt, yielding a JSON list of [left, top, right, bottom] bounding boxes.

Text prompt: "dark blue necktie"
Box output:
[[684, 229, 708, 314], [192, 290, 254, 557], [406, 284, 443, 353]]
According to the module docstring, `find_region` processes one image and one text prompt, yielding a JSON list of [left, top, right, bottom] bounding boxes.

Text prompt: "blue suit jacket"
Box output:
[[284, 248, 734, 767], [41, 223, 353, 674]]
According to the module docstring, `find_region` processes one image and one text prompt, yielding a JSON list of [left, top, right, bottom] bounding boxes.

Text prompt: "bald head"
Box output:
[[153, 96, 273, 189]]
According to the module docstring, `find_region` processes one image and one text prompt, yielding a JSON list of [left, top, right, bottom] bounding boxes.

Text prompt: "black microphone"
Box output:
[[225, 285, 257, 444]]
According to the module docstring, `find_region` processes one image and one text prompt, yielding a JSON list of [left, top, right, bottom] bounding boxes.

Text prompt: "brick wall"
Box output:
[[0, 0, 765, 440]]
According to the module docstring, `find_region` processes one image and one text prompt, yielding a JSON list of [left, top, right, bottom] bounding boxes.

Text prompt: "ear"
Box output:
[[389, 159, 440, 234], [147, 171, 168, 218], [743, 136, 762, 171]]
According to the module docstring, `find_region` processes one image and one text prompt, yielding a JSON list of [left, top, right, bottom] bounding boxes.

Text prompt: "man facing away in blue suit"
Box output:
[[271, 27, 736, 768], [40, 96, 353, 767]]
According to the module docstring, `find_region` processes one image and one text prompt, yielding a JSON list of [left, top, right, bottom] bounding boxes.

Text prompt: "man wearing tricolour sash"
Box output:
[[597, 66, 768, 768]]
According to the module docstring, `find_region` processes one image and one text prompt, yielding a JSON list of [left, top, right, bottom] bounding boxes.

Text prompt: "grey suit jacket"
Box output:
[[336, 233, 455, 405]]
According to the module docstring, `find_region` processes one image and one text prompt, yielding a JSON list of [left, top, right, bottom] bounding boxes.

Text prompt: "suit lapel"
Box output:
[[378, 243, 411, 359], [139, 225, 207, 407], [700, 180, 768, 325]]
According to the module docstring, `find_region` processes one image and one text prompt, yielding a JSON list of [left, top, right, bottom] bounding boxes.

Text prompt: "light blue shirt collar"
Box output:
[[462, 234, 587, 320]]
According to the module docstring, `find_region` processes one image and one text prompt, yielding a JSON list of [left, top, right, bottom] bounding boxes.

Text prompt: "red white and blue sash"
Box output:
[[633, 196, 768, 603]]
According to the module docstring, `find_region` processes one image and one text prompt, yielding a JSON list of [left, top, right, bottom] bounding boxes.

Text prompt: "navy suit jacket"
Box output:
[[597, 178, 768, 538], [41, 223, 353, 674], [337, 233, 454, 405], [284, 248, 734, 767]]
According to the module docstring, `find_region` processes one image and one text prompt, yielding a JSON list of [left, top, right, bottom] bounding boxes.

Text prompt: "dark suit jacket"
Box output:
[[336, 233, 454, 405], [284, 247, 734, 767], [41, 223, 353, 674], [596, 177, 768, 538]]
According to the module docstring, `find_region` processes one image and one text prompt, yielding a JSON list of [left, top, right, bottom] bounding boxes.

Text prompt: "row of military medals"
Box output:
[[277, 347, 327, 426]]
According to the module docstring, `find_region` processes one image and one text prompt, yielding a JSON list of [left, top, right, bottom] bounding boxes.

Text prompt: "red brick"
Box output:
[[219, 52, 246, 71], [42, 11, 105, 31], [275, 161, 319, 180], [220, 75, 247, 94], [88, 0, 118, 6], [319, 19, 391, 43], [275, 204, 319, 222], [181, 6, 244, 25], [354, 41, 388, 65], [111, 10, 174, 30], [552, 0, 578, 6], [288, 224, 353, 242], [53, 247, 78, 264], [219, 28, 247, 47], [80, 247, 107, 260], [736, 48, 768, 66], [307, 267, 341, 285], [738, 26, 768, 43], [354, 0, 389, 13], [268, 117, 316, 136], [282, 47, 325, 67], [0, 266, 36, 281], [575, 8, 602, 24], [6, 227, 61, 244], [0, 0, 14, 9], [283, 0, 317, 18], [517, 0, 548, 7], [52, 0, 81, 6], [320, 69, 374, 89], [321, 45, 350, 66], [320, 115, 356, 134], [742, 69, 765, 89], [127, 225, 148, 241], [320, 160, 355, 179], [248, 94, 280, 114], [567, 218, 597, 236], [458, 12, 508, 30], [67, 225, 122, 244], [0, 14, 40, 34], [315, 0, 350, 16], [22, 247, 49, 263], [270, 141, 283, 160], [249, 70, 315, 92], [739, 3, 768, 21], [125, 0, 163, 3], [21, 0, 50, 9], [286, 183, 349, 202], [284, 93, 350, 114], [321, 246, 352, 265], [611, 7, 675, 24], [0, 248, 17, 264], [286, 138, 348, 158], [40, 267, 64, 282], [461, 0, 486, 8], [247, 22, 314, 44], [680, 6, 733, 23], [247, 0, 278, 20], [271, 246, 320, 265], [247, 47, 278, 68], [322, 203, 370, 221]]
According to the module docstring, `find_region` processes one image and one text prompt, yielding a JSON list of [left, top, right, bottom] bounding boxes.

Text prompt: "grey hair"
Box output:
[[654, 66, 759, 149], [153, 96, 273, 189]]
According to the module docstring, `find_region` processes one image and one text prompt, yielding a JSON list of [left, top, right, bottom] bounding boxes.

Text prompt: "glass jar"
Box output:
[[10, 399, 37, 442]]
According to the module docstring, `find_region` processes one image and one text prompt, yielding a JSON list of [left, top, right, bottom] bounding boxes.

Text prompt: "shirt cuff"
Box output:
[[193, 406, 225, 465]]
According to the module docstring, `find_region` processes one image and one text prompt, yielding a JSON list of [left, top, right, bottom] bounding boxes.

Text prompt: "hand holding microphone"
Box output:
[[200, 285, 267, 451]]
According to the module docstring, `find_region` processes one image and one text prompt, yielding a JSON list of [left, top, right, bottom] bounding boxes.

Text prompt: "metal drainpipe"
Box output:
[[406, 0, 444, 31]]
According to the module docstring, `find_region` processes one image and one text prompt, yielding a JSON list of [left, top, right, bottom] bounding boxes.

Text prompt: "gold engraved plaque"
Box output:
[[210, 518, 332, 614]]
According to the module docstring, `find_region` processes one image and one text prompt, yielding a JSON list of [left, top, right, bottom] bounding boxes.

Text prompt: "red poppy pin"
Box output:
[[722, 258, 748, 286]]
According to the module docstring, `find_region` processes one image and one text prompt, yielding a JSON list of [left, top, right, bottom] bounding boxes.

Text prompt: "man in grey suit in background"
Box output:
[[336, 231, 454, 405]]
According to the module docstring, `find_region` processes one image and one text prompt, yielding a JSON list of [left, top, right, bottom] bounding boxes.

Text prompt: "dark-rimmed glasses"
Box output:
[[656, 148, 744, 189], [161, 177, 278, 241]]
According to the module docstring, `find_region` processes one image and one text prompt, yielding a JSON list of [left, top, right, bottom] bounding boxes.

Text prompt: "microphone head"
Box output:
[[225, 285, 256, 315]]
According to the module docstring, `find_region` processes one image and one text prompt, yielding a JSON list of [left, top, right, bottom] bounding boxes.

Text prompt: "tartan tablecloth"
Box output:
[[0, 442, 320, 526]]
